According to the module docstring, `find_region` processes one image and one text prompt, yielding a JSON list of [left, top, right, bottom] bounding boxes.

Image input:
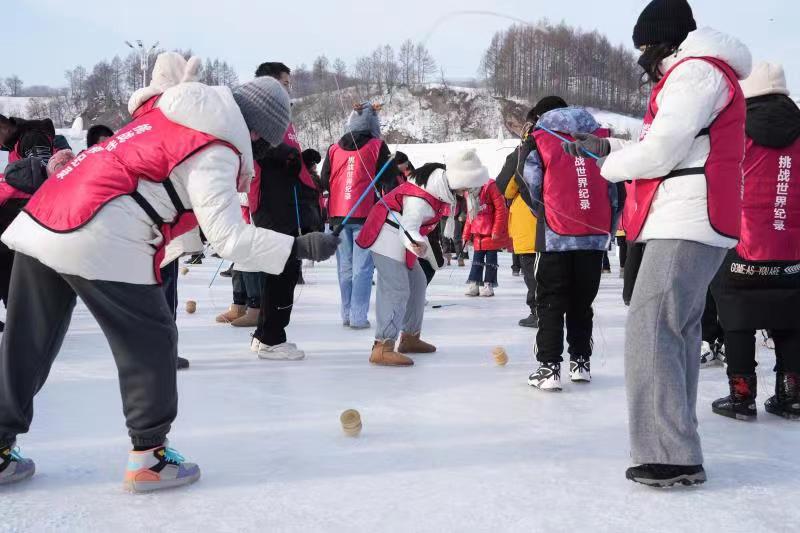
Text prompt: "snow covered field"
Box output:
[[1, 254, 798, 533]]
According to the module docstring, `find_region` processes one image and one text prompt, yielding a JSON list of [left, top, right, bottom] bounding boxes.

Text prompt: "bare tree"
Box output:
[[5, 75, 23, 96], [399, 39, 416, 87], [414, 44, 437, 86]]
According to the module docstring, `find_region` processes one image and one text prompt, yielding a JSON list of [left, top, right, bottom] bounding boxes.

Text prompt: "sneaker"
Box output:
[[465, 282, 479, 297], [700, 341, 718, 368], [712, 374, 757, 421], [0, 443, 35, 486], [761, 330, 775, 350], [569, 357, 591, 383], [715, 342, 726, 365], [511, 269, 521, 277], [350, 321, 371, 330], [250, 335, 262, 353], [518, 314, 539, 328], [625, 464, 706, 487], [479, 285, 495, 297], [258, 342, 306, 361], [528, 362, 562, 391], [176, 357, 190, 371], [124, 443, 201, 493]]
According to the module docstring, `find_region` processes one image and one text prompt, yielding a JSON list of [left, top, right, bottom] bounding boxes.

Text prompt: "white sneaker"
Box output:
[[528, 362, 562, 391], [250, 336, 261, 353], [700, 341, 717, 368], [258, 342, 306, 361], [465, 282, 479, 297], [569, 357, 591, 383], [480, 285, 495, 297]]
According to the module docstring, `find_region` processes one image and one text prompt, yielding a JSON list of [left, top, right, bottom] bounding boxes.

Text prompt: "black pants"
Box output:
[[512, 253, 521, 273], [725, 329, 800, 376], [535, 250, 603, 362], [519, 253, 537, 315], [602, 252, 611, 271], [701, 288, 724, 345], [0, 254, 178, 448], [420, 259, 435, 285], [254, 258, 301, 346], [616, 236, 628, 269], [160, 259, 179, 320], [623, 242, 645, 304]]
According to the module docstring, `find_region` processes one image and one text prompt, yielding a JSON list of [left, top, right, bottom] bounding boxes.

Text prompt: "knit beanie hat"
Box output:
[[633, 0, 696, 48], [445, 148, 490, 191], [232, 76, 291, 146], [741, 61, 791, 99], [529, 96, 569, 123], [345, 103, 381, 138]]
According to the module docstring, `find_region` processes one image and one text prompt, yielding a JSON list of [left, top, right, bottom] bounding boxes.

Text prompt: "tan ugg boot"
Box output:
[[397, 332, 436, 354], [216, 304, 245, 323], [230, 307, 260, 327], [370, 340, 414, 367]]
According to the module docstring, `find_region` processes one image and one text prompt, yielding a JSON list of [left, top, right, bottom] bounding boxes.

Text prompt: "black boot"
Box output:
[[518, 313, 538, 328], [625, 464, 706, 487], [177, 356, 190, 370], [219, 265, 234, 278], [712, 374, 757, 421], [765, 372, 800, 421]]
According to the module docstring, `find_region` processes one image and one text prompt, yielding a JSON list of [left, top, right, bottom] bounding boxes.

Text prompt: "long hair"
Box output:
[[639, 43, 678, 85], [410, 162, 446, 188]]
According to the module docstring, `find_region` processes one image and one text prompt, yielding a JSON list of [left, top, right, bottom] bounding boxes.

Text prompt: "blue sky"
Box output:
[[4, 0, 798, 94]]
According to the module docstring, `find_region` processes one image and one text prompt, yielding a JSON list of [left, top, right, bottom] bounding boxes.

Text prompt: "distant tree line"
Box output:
[[481, 20, 647, 116]]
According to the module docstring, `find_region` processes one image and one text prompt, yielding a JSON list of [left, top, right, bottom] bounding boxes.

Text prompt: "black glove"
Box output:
[[293, 232, 340, 261], [3, 157, 47, 194], [562, 133, 611, 159]]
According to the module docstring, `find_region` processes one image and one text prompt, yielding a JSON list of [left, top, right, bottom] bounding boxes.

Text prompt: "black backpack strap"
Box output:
[[130, 191, 164, 227], [162, 179, 186, 213]]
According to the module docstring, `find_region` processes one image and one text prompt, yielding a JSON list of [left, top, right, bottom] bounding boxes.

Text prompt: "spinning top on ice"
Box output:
[[185, 300, 197, 314], [492, 346, 508, 366], [340, 409, 362, 437], [180, 267, 189, 276]]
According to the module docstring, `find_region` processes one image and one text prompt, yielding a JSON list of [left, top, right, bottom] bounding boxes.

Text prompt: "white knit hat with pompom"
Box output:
[[445, 148, 490, 191]]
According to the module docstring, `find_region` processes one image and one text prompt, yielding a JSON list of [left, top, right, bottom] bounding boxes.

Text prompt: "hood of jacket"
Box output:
[[536, 106, 601, 135], [746, 94, 800, 149], [663, 27, 752, 80], [337, 131, 376, 151]]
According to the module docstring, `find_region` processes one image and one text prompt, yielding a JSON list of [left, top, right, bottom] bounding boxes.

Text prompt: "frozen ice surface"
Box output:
[[1, 255, 798, 532]]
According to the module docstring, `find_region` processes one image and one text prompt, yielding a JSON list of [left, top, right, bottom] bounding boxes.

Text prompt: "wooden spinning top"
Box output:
[[340, 409, 362, 437]]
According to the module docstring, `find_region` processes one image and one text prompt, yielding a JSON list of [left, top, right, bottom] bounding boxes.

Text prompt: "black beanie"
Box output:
[[633, 0, 696, 48], [529, 96, 568, 123]]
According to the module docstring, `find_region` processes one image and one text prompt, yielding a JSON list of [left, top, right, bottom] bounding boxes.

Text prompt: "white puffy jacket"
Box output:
[[1, 81, 294, 284], [601, 27, 752, 248], [368, 169, 455, 268]]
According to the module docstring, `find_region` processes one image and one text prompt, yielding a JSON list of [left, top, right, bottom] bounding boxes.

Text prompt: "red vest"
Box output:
[[534, 127, 612, 236], [327, 138, 382, 219], [24, 104, 239, 282], [356, 181, 451, 269], [626, 57, 746, 242], [0, 143, 32, 207], [737, 138, 800, 261], [249, 162, 262, 214], [284, 123, 316, 190]]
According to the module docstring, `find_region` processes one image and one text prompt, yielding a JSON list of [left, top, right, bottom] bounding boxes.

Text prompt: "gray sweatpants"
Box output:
[[0, 254, 178, 448], [373, 252, 426, 342], [625, 240, 727, 465]]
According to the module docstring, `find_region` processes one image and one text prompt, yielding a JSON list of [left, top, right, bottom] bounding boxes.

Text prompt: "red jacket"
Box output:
[[463, 181, 511, 251]]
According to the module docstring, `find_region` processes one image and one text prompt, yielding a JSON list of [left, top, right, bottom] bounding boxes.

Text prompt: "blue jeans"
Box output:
[[467, 250, 498, 287], [232, 270, 262, 309], [336, 224, 374, 326]]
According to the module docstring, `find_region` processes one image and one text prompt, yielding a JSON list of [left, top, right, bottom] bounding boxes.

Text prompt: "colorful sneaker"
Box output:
[[124, 443, 201, 493], [0, 443, 35, 486]]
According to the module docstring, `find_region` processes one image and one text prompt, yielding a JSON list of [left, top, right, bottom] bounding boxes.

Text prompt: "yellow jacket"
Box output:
[[503, 176, 537, 255]]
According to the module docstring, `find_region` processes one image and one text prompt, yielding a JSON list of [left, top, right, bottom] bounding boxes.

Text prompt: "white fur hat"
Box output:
[[740, 61, 790, 99], [445, 148, 490, 190]]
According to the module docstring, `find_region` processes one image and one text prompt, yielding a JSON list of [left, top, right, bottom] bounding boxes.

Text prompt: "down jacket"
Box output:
[[496, 142, 537, 254], [462, 181, 511, 251], [600, 27, 752, 248], [1, 54, 294, 284]]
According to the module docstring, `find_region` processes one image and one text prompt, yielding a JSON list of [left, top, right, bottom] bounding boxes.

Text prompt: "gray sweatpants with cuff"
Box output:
[[0, 253, 178, 449], [625, 240, 727, 466], [373, 252, 427, 342]]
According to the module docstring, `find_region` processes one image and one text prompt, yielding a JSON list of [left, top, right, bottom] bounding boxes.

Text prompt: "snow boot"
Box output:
[[397, 332, 436, 354], [370, 340, 414, 367], [230, 307, 259, 328], [712, 374, 757, 421], [465, 282, 479, 297], [625, 464, 706, 487], [176, 357, 190, 371], [528, 362, 562, 391], [700, 341, 719, 368], [569, 356, 591, 383], [0, 443, 35, 486], [445, 254, 452, 266], [458, 257, 465, 267], [765, 372, 800, 421], [124, 443, 200, 493], [480, 285, 495, 297], [216, 304, 245, 324], [518, 313, 539, 328], [258, 342, 306, 361]]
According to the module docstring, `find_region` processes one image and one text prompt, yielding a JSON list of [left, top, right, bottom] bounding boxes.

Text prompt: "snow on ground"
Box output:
[[1, 254, 798, 533], [396, 138, 520, 176]]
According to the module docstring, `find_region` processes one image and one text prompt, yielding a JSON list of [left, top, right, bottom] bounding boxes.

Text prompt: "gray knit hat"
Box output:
[[232, 76, 291, 146]]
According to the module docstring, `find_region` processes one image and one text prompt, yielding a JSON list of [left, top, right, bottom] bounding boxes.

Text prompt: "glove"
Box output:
[[562, 133, 611, 159], [293, 232, 341, 262]]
